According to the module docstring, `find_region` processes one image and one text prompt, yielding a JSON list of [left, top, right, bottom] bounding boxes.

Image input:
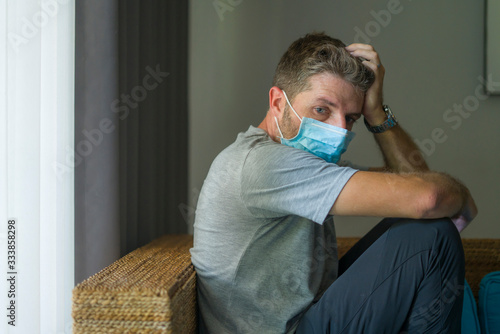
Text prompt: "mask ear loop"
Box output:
[[282, 91, 302, 121], [274, 117, 284, 138], [274, 90, 301, 139]]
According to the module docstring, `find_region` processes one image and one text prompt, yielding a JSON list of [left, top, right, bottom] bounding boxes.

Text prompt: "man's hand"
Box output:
[[451, 191, 478, 232], [346, 43, 429, 173], [341, 44, 477, 232], [345, 43, 386, 125]]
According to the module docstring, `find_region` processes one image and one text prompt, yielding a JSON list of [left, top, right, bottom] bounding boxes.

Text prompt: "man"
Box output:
[[190, 32, 477, 333]]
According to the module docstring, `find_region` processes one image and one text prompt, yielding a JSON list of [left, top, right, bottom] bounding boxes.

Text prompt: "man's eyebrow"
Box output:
[[315, 97, 337, 107], [315, 98, 362, 117]]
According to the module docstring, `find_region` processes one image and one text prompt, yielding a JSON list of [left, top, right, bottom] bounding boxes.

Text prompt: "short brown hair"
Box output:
[[272, 32, 375, 101]]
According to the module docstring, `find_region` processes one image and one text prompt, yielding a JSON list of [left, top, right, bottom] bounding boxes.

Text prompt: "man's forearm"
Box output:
[[373, 124, 429, 173], [417, 171, 468, 219]]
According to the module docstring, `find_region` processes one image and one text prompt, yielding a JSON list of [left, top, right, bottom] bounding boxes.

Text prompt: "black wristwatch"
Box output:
[[364, 105, 398, 133]]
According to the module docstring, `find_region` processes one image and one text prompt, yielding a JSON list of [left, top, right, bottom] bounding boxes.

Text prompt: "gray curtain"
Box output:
[[75, 0, 188, 284], [118, 0, 189, 255]]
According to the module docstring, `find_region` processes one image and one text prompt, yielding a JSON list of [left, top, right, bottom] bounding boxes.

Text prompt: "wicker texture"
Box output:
[[462, 238, 500, 300], [73, 235, 499, 333], [337, 237, 361, 259], [72, 235, 196, 334]]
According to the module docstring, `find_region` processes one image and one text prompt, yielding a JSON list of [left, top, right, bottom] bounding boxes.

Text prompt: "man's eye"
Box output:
[[346, 116, 358, 124], [314, 107, 326, 114]]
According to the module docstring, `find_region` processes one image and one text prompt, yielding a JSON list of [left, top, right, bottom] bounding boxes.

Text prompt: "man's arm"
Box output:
[[368, 119, 430, 173], [346, 44, 428, 173], [331, 170, 477, 231], [331, 171, 470, 218], [342, 43, 477, 230]]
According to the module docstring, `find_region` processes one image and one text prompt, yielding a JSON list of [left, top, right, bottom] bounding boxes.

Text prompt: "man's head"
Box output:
[[272, 32, 375, 103], [260, 32, 378, 145]]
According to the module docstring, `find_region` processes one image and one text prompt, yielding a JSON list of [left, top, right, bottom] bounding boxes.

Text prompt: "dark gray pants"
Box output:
[[296, 218, 465, 334]]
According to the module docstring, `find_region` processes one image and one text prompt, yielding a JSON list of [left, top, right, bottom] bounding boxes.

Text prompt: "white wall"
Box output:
[[189, 0, 500, 238]]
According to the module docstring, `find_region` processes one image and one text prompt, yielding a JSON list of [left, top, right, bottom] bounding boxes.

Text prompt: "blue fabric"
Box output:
[[462, 279, 481, 333], [479, 271, 500, 334], [280, 117, 355, 163]]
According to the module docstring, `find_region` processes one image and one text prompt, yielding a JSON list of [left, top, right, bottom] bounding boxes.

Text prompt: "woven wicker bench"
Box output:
[[72, 235, 500, 333]]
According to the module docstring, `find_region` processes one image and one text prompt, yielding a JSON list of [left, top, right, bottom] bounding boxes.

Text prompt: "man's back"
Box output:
[[190, 126, 357, 333]]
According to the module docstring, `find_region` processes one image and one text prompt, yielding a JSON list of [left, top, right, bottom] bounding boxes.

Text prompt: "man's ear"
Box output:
[[269, 86, 286, 119]]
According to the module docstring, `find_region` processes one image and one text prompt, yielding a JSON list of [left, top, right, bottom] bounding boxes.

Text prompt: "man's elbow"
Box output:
[[414, 184, 462, 220]]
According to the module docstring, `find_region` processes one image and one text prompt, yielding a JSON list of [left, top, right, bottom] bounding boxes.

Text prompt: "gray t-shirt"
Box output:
[[190, 126, 358, 333]]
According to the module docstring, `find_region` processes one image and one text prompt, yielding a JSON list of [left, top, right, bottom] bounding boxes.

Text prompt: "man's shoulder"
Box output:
[[210, 125, 356, 182], [214, 126, 280, 163], [232, 125, 277, 152]]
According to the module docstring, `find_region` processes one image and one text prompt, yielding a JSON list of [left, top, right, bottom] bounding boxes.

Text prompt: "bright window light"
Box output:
[[0, 0, 75, 333]]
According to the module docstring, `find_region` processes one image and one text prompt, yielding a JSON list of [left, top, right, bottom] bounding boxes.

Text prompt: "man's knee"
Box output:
[[427, 217, 460, 237], [389, 217, 463, 260], [426, 218, 464, 263], [430, 218, 465, 265], [390, 217, 458, 239], [422, 218, 462, 249]]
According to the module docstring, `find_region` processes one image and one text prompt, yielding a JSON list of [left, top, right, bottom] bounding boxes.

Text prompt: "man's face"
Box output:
[[280, 72, 365, 139]]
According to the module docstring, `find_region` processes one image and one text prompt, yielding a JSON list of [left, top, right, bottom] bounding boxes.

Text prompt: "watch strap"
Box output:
[[364, 105, 398, 133]]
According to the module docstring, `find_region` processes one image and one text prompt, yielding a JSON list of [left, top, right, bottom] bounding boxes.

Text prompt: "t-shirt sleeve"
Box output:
[[240, 143, 358, 224], [337, 159, 370, 171]]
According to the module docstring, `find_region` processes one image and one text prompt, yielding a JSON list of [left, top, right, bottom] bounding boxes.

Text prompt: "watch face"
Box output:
[[383, 105, 393, 116], [365, 105, 397, 133]]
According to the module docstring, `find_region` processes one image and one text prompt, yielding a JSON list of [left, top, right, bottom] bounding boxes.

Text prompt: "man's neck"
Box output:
[[258, 111, 280, 143]]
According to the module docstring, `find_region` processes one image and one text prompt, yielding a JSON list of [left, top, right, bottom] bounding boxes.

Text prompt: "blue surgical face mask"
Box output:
[[274, 91, 355, 164]]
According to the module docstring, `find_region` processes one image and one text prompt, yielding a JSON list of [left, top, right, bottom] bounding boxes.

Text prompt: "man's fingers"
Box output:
[[362, 60, 381, 73], [347, 49, 380, 66], [345, 43, 373, 51], [345, 44, 384, 73], [346, 43, 385, 117], [349, 49, 377, 60]]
